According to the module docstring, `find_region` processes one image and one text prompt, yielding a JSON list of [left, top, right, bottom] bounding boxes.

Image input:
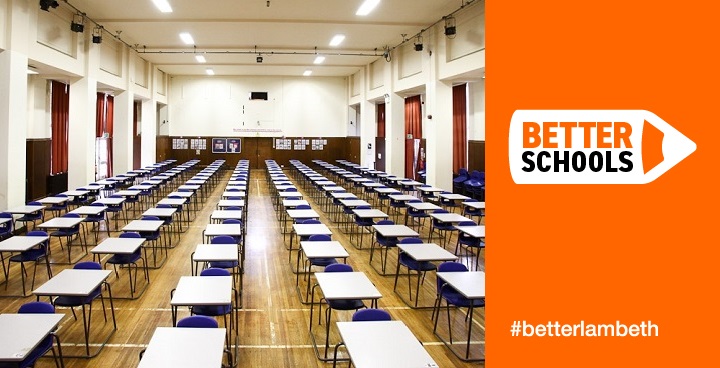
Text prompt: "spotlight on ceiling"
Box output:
[[256, 55, 263, 63], [414, 35, 423, 52], [71, 13, 85, 33], [92, 26, 103, 44], [39, 0, 59, 11], [444, 16, 456, 38]]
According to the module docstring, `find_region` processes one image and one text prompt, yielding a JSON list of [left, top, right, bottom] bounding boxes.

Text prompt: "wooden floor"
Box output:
[[1, 168, 485, 367]]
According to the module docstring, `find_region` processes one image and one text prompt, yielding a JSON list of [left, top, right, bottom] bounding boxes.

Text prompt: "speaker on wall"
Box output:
[[249, 92, 268, 100]]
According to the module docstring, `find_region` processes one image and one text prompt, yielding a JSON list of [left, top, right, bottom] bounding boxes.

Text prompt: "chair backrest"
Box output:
[[399, 237, 423, 244], [301, 219, 321, 225], [63, 213, 80, 218], [157, 204, 173, 209], [285, 197, 302, 201], [211, 235, 236, 244], [18, 301, 55, 314], [352, 308, 391, 322], [465, 198, 479, 203], [27, 230, 49, 237], [222, 219, 242, 225], [110, 194, 123, 198], [225, 206, 242, 211], [308, 234, 331, 242], [284, 187, 298, 192], [28, 201, 42, 206], [75, 261, 102, 270], [433, 209, 449, 214], [120, 232, 142, 238], [356, 205, 371, 210], [296, 204, 311, 210], [457, 221, 477, 227], [177, 315, 219, 328], [200, 268, 231, 277], [142, 216, 160, 221], [458, 168, 468, 177], [437, 261, 468, 273], [90, 202, 105, 208], [0, 212, 13, 219], [376, 219, 394, 225], [324, 263, 353, 273]]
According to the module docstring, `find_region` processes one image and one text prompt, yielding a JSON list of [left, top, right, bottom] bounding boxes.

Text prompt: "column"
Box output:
[[113, 90, 134, 173], [384, 93, 405, 176], [424, 79, 454, 190], [140, 98, 157, 166], [0, 0, 31, 209]]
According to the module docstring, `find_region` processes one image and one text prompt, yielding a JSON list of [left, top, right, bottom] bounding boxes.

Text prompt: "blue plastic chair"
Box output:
[[394, 237, 435, 307], [462, 198, 484, 222], [432, 262, 485, 342], [0, 212, 13, 241], [189, 268, 235, 341], [351, 206, 374, 248], [9, 302, 64, 368], [106, 232, 148, 298], [430, 209, 456, 247], [454, 221, 485, 271], [352, 308, 391, 322], [320, 264, 366, 357], [49, 213, 84, 255], [177, 315, 219, 328], [369, 220, 398, 273], [54, 262, 108, 329], [14, 202, 45, 233], [452, 168, 469, 193], [84, 202, 110, 243], [7, 231, 53, 296]]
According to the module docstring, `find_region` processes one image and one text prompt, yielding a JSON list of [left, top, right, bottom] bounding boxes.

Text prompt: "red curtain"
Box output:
[[50, 81, 70, 174], [452, 84, 468, 174], [96, 92, 105, 138], [376, 103, 386, 138], [404, 95, 422, 178], [95, 93, 115, 177]]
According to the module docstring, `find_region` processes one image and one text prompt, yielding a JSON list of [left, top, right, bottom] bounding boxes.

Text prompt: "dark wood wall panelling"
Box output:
[[468, 140, 485, 173], [157, 137, 361, 169], [26, 139, 52, 201]]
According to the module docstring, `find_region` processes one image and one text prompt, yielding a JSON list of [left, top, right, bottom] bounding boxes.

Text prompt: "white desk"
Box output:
[[455, 225, 485, 238], [91, 237, 149, 299], [289, 223, 332, 256], [122, 220, 166, 267], [33, 269, 116, 358], [395, 243, 457, 308], [38, 217, 86, 263], [210, 210, 244, 223], [336, 321, 438, 368], [372, 224, 419, 238], [217, 199, 245, 208], [439, 193, 471, 201], [0, 236, 51, 296], [435, 271, 485, 361], [68, 205, 106, 216], [37, 196, 69, 205], [203, 224, 243, 244], [138, 327, 227, 368], [462, 201, 485, 209], [0, 314, 65, 364], [297, 241, 349, 302], [310, 272, 382, 360], [221, 191, 247, 199], [170, 276, 235, 327], [5, 205, 45, 215], [192, 243, 239, 275]]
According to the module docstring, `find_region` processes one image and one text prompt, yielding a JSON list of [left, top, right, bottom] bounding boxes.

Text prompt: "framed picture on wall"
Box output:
[[212, 138, 227, 153], [227, 138, 241, 153]]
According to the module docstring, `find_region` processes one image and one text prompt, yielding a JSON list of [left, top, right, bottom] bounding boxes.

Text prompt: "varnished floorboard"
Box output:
[[0, 167, 484, 367]]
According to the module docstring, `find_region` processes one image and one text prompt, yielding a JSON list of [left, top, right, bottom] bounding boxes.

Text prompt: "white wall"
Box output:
[[167, 75, 348, 137], [468, 80, 485, 140], [26, 76, 51, 139]]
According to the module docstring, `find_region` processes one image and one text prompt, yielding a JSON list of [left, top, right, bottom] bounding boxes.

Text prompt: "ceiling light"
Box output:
[[256, 55, 263, 63], [179, 32, 194, 45], [195, 55, 206, 63], [313, 56, 325, 64], [414, 35, 423, 51], [39, 0, 59, 11], [444, 16, 457, 38], [356, 0, 380, 16], [151, 0, 173, 13], [71, 14, 85, 33], [205, 68, 215, 75], [329, 34, 345, 47], [92, 26, 103, 44], [303, 70, 312, 76]]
